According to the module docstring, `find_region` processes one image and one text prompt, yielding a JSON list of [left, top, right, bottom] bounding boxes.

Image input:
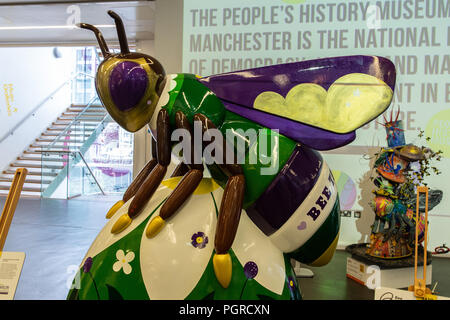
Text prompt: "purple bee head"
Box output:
[[109, 61, 149, 112]]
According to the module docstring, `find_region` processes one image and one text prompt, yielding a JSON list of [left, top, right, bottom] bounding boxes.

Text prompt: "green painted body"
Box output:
[[161, 74, 297, 208]]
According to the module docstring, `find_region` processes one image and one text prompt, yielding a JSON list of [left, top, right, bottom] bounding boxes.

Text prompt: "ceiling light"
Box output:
[[0, 24, 115, 31]]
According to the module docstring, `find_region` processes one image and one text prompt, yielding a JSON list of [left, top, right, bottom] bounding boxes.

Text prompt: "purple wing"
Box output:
[[199, 55, 396, 151]]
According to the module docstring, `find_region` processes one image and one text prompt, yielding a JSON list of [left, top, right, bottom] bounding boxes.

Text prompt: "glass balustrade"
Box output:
[[82, 122, 134, 194], [40, 93, 133, 199]]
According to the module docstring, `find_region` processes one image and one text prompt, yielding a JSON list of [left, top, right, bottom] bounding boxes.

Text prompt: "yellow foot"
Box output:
[[106, 200, 125, 219], [145, 216, 165, 238], [111, 213, 132, 234], [213, 253, 232, 288]]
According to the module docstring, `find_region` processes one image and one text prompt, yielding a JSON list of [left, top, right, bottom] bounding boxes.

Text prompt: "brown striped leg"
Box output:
[[106, 138, 158, 219], [146, 111, 205, 238], [170, 162, 190, 178], [194, 113, 245, 288], [111, 109, 171, 234]]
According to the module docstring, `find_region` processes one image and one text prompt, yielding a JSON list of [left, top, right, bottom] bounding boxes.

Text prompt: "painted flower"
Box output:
[[191, 232, 208, 249], [83, 257, 93, 273], [288, 276, 295, 290], [287, 276, 301, 300], [287, 276, 297, 296], [113, 250, 135, 275], [243, 261, 258, 279]]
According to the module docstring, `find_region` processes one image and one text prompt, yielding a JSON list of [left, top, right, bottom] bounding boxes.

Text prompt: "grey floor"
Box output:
[[1, 197, 449, 300], [1, 196, 121, 300]]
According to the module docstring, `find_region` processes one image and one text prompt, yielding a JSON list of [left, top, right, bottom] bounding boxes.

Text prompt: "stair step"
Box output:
[[23, 150, 42, 155], [58, 117, 104, 122], [18, 156, 66, 162], [0, 177, 51, 184], [62, 112, 106, 117], [3, 170, 58, 177], [69, 104, 103, 109], [0, 185, 42, 192], [31, 142, 82, 146], [10, 163, 64, 170], [41, 133, 91, 139], [0, 191, 41, 198], [52, 121, 99, 125], [29, 148, 73, 153], [36, 138, 87, 143], [66, 109, 105, 114], [46, 127, 96, 133]]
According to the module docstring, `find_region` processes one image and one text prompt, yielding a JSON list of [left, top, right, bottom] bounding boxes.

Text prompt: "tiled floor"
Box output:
[[1, 197, 449, 300]]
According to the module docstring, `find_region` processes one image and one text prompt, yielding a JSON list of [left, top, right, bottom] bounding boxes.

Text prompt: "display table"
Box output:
[[345, 243, 432, 289]]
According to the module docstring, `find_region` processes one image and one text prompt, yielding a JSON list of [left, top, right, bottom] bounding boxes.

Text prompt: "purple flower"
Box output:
[[83, 257, 93, 273], [243, 261, 258, 279], [191, 232, 208, 249], [288, 276, 295, 289], [287, 276, 298, 296]]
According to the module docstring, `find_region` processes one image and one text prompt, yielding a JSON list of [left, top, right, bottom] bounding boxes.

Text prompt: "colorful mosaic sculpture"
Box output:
[[69, 11, 396, 299], [366, 111, 443, 259]]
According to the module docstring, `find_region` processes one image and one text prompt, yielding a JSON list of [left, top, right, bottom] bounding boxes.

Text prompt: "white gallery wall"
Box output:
[[0, 46, 75, 171]]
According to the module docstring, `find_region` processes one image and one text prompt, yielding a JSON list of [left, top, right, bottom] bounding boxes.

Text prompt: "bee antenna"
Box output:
[[108, 10, 130, 54], [395, 106, 400, 122], [376, 121, 386, 127], [77, 23, 111, 58]]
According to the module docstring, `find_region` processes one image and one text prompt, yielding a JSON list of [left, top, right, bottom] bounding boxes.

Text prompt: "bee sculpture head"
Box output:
[[78, 10, 165, 132]]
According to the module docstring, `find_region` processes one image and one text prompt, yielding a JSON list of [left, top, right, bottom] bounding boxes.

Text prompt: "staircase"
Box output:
[[0, 103, 108, 198]]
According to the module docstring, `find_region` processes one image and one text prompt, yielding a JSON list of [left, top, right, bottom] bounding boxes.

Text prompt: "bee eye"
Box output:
[[109, 61, 148, 112]]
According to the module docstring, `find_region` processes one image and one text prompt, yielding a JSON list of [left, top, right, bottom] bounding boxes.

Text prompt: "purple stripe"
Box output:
[[223, 101, 355, 151], [246, 144, 323, 236]]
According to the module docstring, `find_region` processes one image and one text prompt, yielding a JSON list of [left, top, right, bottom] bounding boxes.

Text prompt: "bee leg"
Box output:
[[111, 109, 171, 234], [170, 162, 190, 177], [194, 113, 245, 289], [146, 111, 204, 238], [106, 138, 158, 219]]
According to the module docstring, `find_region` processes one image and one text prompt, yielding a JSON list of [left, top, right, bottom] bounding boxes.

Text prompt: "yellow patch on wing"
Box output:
[[253, 73, 393, 133]]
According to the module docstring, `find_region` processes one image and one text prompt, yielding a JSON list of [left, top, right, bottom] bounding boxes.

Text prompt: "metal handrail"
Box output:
[[77, 151, 105, 195], [0, 72, 95, 143], [39, 149, 105, 195], [42, 94, 101, 151]]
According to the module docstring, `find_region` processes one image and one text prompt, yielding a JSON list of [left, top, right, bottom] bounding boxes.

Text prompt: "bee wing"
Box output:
[[199, 55, 396, 150]]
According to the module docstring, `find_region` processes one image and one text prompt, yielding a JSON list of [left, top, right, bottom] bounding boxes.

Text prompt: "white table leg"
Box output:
[[293, 260, 314, 278]]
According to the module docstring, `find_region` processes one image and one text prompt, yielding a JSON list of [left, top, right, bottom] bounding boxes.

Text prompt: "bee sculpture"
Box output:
[[78, 11, 396, 290]]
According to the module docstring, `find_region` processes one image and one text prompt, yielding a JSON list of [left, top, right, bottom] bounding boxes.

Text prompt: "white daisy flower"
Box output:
[[149, 74, 179, 133], [113, 249, 135, 275]]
